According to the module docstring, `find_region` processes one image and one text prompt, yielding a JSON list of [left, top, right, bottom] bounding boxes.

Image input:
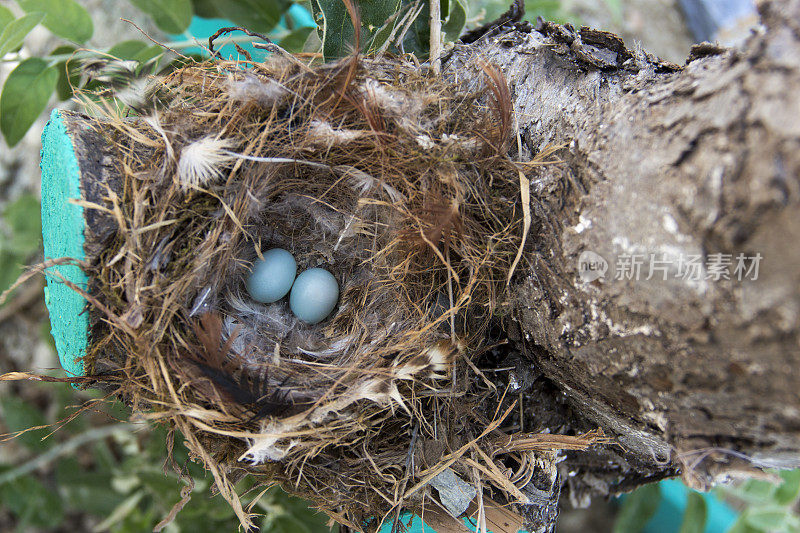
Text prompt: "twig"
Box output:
[[429, 0, 442, 74], [207, 25, 319, 73], [209, 26, 271, 57], [0, 278, 43, 324], [120, 18, 188, 59], [394, 1, 425, 55]]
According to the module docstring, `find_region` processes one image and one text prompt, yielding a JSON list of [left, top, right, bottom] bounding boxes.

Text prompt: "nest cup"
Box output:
[[41, 50, 603, 531]]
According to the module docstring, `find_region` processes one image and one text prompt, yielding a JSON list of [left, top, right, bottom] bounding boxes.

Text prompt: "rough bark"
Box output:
[[441, 0, 800, 505], [47, 2, 800, 525]]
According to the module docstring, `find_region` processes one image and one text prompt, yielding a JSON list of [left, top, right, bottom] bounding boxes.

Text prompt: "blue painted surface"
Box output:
[[643, 480, 738, 533], [377, 512, 509, 533], [381, 480, 739, 533], [175, 5, 315, 60], [40, 109, 89, 378], [287, 4, 316, 29]]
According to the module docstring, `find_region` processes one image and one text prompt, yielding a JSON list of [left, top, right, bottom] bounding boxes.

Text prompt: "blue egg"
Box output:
[[245, 248, 297, 303], [289, 268, 339, 324]]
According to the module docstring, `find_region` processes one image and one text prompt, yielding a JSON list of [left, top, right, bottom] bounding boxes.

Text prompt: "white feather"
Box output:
[[177, 137, 236, 190]]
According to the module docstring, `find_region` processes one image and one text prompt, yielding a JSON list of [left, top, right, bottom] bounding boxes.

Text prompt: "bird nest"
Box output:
[[52, 50, 606, 531]]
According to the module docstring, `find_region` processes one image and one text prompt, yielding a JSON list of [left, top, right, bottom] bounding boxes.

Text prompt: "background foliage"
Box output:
[[0, 0, 797, 532], [0, 0, 575, 148], [0, 390, 331, 531]]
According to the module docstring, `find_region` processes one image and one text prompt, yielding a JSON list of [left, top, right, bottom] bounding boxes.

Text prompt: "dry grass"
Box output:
[[8, 50, 608, 531]]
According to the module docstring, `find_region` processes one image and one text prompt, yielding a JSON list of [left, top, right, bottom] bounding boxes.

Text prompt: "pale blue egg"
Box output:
[[289, 268, 339, 324], [245, 248, 297, 303]]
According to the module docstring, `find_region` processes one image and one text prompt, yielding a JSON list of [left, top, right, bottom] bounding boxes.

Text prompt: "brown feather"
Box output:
[[480, 62, 513, 152], [184, 313, 294, 419], [402, 192, 463, 253], [331, 0, 362, 111]]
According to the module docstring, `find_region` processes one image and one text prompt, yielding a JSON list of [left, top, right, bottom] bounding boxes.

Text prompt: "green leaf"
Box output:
[[280, 27, 314, 53], [360, 0, 405, 29], [0, 194, 43, 299], [613, 484, 661, 533], [0, 396, 49, 452], [774, 469, 800, 506], [727, 517, 762, 533], [107, 40, 164, 76], [442, 0, 467, 43], [130, 0, 193, 34], [206, 0, 290, 33], [0, 6, 14, 33], [743, 506, 795, 531], [0, 252, 23, 301], [310, 0, 344, 60], [108, 39, 150, 60], [602, 0, 624, 24], [367, 14, 399, 55], [525, 0, 574, 25], [679, 492, 708, 533], [17, 0, 93, 42], [259, 488, 332, 533], [133, 45, 165, 66], [51, 45, 80, 100], [4, 193, 42, 257], [0, 57, 58, 146], [40, 318, 57, 352], [191, 0, 221, 18], [406, 1, 436, 59], [93, 489, 146, 531], [311, 0, 402, 60], [0, 12, 45, 57], [731, 479, 779, 505], [138, 469, 185, 503], [56, 458, 124, 516], [0, 474, 64, 529]]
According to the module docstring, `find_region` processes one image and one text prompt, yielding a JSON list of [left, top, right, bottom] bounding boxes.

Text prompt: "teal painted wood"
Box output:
[[378, 513, 526, 533], [40, 109, 89, 377], [385, 479, 739, 533]]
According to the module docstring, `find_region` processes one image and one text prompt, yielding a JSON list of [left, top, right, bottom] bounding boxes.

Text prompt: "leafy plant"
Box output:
[[680, 492, 708, 533], [0, 390, 332, 531], [719, 470, 800, 533], [0, 0, 309, 147], [0, 194, 42, 299], [614, 483, 661, 533], [613, 469, 800, 533], [0, 0, 474, 145], [302, 0, 470, 61], [468, 0, 576, 26]]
